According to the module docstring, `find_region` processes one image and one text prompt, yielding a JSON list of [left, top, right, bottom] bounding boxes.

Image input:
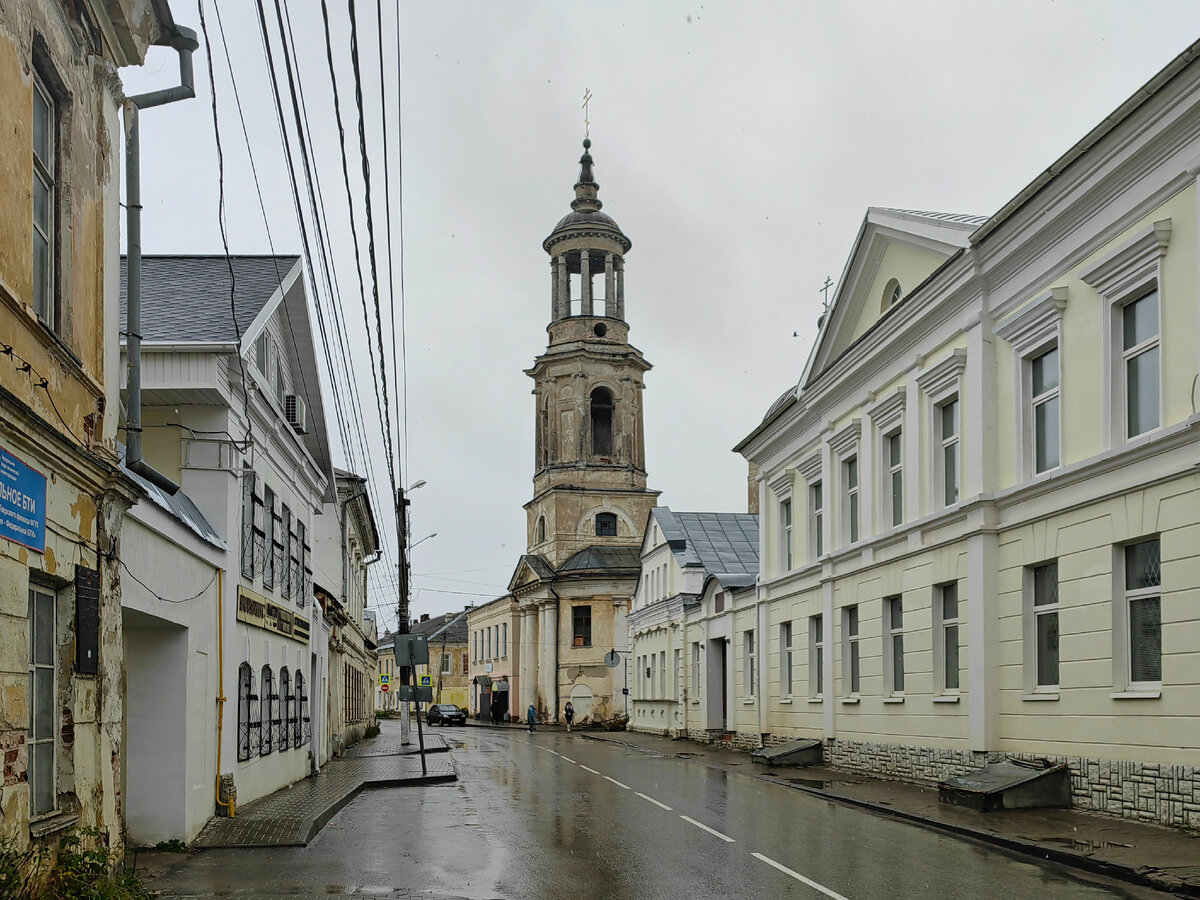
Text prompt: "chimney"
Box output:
[[420, 613, 430, 623], [747, 461, 761, 515]]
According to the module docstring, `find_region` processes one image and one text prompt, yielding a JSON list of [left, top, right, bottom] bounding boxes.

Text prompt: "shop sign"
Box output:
[[0, 446, 46, 552], [237, 586, 310, 644]]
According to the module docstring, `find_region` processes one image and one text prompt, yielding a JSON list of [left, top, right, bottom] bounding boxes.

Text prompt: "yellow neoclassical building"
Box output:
[[728, 39, 1200, 828]]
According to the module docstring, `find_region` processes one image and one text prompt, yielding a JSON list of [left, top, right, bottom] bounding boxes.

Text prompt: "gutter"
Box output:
[[123, 24, 199, 495]]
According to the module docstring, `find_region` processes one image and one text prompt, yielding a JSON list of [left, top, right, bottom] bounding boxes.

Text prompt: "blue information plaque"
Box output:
[[0, 446, 46, 552]]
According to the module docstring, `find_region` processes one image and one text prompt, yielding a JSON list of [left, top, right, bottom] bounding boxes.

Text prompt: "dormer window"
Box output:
[[590, 387, 614, 457], [596, 512, 617, 536]]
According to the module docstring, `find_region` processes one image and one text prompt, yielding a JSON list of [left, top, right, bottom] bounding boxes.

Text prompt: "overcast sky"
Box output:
[[122, 1, 1200, 630]]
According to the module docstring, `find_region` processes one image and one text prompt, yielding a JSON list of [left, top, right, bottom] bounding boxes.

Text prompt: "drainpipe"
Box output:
[[755, 574, 766, 749], [123, 26, 199, 496], [214, 569, 235, 817]]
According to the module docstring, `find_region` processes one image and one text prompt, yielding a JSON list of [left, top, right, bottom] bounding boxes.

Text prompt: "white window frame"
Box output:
[[1022, 561, 1059, 696], [660, 650, 667, 697], [502, 622, 507, 657], [1112, 537, 1162, 695], [780, 621, 793, 699], [441, 653, 452, 675], [883, 596, 904, 697], [1079, 219, 1170, 449], [781, 498, 793, 571], [673, 648, 681, 700], [841, 605, 860, 697], [691, 642, 701, 697], [769, 470, 794, 575], [937, 399, 960, 509], [996, 288, 1067, 481], [828, 420, 861, 548], [1119, 290, 1161, 440], [934, 581, 961, 695], [744, 630, 756, 699], [29, 585, 57, 818], [809, 614, 824, 699], [797, 453, 823, 562], [916, 350, 967, 513], [867, 388, 906, 531], [32, 70, 56, 328]]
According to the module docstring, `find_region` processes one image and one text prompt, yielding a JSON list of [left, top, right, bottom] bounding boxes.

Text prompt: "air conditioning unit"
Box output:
[[285, 393, 308, 434]]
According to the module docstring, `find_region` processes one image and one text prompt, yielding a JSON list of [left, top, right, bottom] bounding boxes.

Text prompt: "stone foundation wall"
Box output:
[[825, 739, 1200, 829]]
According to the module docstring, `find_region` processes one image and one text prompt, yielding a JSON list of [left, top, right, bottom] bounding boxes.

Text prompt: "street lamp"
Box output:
[[410, 532, 437, 550]]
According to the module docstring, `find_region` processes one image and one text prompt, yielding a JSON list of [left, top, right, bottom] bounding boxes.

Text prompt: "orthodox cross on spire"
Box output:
[[582, 88, 593, 140], [819, 275, 834, 313]]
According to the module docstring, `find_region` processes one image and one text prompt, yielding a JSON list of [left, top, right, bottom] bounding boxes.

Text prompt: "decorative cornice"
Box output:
[[994, 286, 1068, 356], [866, 387, 906, 433], [768, 469, 793, 498], [1079, 219, 1171, 298], [796, 453, 822, 483], [827, 418, 862, 458], [915, 349, 967, 397]]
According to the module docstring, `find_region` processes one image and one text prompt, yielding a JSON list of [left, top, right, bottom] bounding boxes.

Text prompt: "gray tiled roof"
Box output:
[[559, 545, 642, 573], [652, 508, 758, 575], [120, 255, 300, 343], [410, 609, 468, 643]]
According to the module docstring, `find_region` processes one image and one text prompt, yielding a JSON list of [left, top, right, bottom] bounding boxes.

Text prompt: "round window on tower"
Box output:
[[593, 323, 608, 338]]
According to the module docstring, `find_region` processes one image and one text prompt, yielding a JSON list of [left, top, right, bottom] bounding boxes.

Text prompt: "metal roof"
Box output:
[[120, 445, 225, 549], [120, 255, 300, 343], [876, 208, 988, 227], [651, 508, 759, 575], [558, 545, 642, 572]]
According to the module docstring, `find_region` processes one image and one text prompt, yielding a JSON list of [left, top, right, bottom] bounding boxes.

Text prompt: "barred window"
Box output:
[[279, 668, 291, 751], [281, 506, 292, 599], [296, 670, 310, 746], [237, 662, 253, 761], [261, 666, 275, 755]]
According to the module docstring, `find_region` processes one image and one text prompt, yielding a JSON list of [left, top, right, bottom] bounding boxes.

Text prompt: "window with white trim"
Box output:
[[810, 481, 823, 559], [660, 650, 667, 696], [673, 649, 680, 700], [744, 630, 756, 698], [885, 431, 903, 527], [936, 582, 960, 693], [1122, 291, 1160, 438], [29, 586, 56, 816], [939, 400, 959, 507], [1119, 538, 1161, 689], [842, 606, 860, 695], [780, 621, 793, 698], [255, 333, 269, 374], [692, 642, 701, 696], [780, 498, 793, 571], [502, 623, 507, 657], [884, 596, 904, 695], [32, 70, 56, 328], [441, 653, 452, 674], [1032, 562, 1059, 689], [809, 614, 823, 697], [1032, 348, 1060, 473], [843, 457, 859, 544]]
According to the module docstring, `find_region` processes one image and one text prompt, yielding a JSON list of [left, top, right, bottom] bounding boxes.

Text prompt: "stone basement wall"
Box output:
[[825, 739, 1200, 829]]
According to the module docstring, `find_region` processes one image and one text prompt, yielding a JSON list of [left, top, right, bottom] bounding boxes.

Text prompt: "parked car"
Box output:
[[427, 704, 466, 726]]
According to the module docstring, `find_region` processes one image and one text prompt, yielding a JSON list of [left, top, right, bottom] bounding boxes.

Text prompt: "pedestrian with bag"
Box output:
[[564, 700, 575, 732], [527, 703, 537, 733]]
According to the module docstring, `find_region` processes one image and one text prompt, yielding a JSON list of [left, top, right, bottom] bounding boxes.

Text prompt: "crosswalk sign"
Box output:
[[418, 674, 432, 688], [379, 673, 390, 686]]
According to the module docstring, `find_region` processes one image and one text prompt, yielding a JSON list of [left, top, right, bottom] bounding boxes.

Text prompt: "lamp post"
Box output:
[[396, 481, 427, 745]]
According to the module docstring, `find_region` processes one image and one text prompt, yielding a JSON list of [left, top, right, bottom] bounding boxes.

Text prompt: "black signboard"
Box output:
[[75, 565, 99, 675]]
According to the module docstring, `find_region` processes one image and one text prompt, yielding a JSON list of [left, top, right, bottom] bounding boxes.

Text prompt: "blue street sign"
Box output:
[[0, 446, 46, 553]]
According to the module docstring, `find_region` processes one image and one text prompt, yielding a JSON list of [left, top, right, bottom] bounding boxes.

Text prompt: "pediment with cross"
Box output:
[[801, 208, 983, 388]]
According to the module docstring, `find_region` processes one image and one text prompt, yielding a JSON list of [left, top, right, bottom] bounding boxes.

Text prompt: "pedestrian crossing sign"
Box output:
[[418, 674, 432, 688], [379, 673, 390, 686]]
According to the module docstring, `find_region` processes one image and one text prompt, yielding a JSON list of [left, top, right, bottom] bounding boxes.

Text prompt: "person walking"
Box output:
[[563, 700, 575, 732], [527, 703, 537, 733]]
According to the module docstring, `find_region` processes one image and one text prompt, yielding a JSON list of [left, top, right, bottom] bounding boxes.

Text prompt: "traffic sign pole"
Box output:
[[411, 662, 427, 775]]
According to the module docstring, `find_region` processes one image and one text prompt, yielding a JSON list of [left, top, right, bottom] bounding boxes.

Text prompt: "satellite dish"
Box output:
[[604, 649, 621, 668]]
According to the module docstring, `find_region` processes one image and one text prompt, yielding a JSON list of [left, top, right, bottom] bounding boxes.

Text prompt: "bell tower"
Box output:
[[524, 139, 658, 566]]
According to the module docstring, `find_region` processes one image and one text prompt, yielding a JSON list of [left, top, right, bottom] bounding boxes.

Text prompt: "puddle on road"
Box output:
[[782, 777, 834, 789], [1043, 838, 1134, 852]]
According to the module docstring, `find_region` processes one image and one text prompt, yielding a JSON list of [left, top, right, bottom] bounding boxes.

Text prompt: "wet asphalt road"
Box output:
[[147, 727, 1162, 899]]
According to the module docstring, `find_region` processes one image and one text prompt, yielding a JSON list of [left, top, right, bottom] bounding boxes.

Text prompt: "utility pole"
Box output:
[[396, 486, 412, 745]]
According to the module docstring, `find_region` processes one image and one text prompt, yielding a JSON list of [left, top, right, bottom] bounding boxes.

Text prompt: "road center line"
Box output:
[[603, 775, 630, 789], [579, 765, 601, 775], [679, 815, 735, 842], [559, 756, 576, 763], [635, 792, 672, 810], [751, 853, 849, 900]]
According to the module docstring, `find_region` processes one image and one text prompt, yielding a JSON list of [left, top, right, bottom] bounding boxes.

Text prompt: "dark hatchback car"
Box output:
[[427, 704, 466, 726]]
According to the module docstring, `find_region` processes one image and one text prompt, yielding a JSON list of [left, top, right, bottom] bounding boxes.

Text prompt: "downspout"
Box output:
[[214, 569, 234, 817], [123, 26, 198, 495], [755, 575, 766, 749]]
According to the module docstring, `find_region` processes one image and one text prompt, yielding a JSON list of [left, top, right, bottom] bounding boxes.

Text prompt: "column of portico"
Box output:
[[615, 257, 625, 319], [519, 605, 538, 718], [538, 602, 559, 717]]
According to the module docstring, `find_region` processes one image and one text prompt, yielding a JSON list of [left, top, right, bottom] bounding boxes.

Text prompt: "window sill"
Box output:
[[1111, 689, 1161, 700], [882, 696, 905, 705], [1022, 692, 1059, 702], [840, 696, 859, 705], [779, 698, 793, 705], [932, 695, 960, 704], [807, 697, 823, 704], [742, 699, 756, 705], [30, 811, 79, 839]]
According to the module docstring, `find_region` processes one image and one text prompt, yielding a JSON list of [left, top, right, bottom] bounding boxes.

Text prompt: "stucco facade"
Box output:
[[732, 42, 1200, 827], [467, 595, 519, 720]]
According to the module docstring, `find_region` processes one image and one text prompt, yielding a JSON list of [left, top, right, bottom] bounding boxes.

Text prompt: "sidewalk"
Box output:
[[583, 730, 1200, 897], [192, 724, 455, 849]]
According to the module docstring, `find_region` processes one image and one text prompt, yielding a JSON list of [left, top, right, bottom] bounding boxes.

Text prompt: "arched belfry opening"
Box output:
[[590, 387, 614, 458]]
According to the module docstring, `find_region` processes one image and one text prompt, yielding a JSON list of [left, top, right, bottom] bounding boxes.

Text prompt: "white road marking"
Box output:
[[603, 775, 630, 789], [635, 792, 672, 810], [752, 852, 850, 900], [579, 765, 601, 774], [679, 815, 735, 842], [559, 756, 576, 763]]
